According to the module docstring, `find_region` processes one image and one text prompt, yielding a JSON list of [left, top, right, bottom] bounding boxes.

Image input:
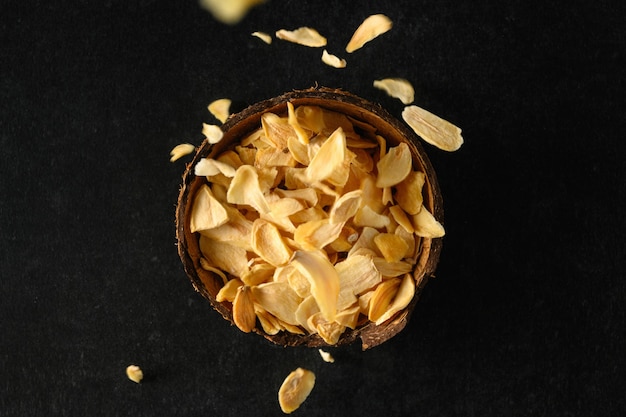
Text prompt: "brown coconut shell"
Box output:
[[176, 87, 443, 350]]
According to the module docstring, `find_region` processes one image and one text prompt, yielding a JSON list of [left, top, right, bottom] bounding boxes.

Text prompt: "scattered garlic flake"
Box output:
[[251, 31, 272, 44], [402, 105, 463, 152], [169, 143, 195, 162], [199, 0, 265, 25], [278, 368, 316, 414], [318, 349, 335, 363], [346, 14, 393, 53], [208, 98, 232, 124], [276, 27, 327, 47], [202, 123, 224, 144], [321, 50, 347, 68], [126, 365, 143, 384], [373, 78, 415, 105]]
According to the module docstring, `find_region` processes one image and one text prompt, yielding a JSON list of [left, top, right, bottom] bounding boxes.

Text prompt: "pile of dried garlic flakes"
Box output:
[[187, 102, 446, 345]]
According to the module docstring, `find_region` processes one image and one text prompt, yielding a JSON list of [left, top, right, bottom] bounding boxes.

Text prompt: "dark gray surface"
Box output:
[[2, 1, 625, 415]]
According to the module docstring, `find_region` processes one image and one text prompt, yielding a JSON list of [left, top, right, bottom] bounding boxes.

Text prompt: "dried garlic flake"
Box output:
[[346, 14, 393, 53], [126, 365, 143, 383], [208, 98, 232, 124], [321, 50, 347, 68], [202, 123, 224, 144], [251, 31, 272, 44], [318, 349, 335, 363], [169, 143, 195, 162], [278, 368, 316, 414], [276, 27, 327, 47], [402, 105, 463, 152], [199, 0, 265, 25], [232, 285, 257, 333], [373, 78, 415, 105]]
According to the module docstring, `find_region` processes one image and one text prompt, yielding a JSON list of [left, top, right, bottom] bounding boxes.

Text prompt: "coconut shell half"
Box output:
[[176, 87, 443, 349]]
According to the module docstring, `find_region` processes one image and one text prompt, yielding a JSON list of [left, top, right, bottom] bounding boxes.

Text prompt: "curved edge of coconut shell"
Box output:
[[175, 86, 443, 350]]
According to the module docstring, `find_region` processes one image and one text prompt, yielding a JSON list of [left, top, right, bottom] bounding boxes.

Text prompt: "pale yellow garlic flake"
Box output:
[[372, 258, 413, 277], [216, 150, 244, 169], [388, 205, 414, 233], [255, 145, 297, 168], [287, 135, 311, 165], [255, 307, 282, 335], [226, 165, 270, 214], [318, 349, 335, 363], [274, 188, 318, 207], [251, 31, 272, 44], [285, 266, 311, 298], [321, 50, 347, 68], [241, 263, 274, 286], [202, 123, 224, 144], [215, 278, 243, 302], [169, 143, 195, 162], [190, 185, 229, 232], [199, 235, 250, 278], [251, 219, 293, 266], [335, 254, 382, 310], [373, 233, 410, 263], [347, 226, 381, 258], [373, 78, 415, 105], [194, 158, 237, 177], [307, 313, 345, 345], [198, 205, 253, 250], [261, 112, 295, 150], [293, 218, 345, 250], [290, 250, 340, 322], [375, 142, 412, 187], [294, 295, 320, 333], [375, 273, 415, 325], [305, 127, 346, 183], [368, 277, 401, 322], [395, 225, 417, 260], [394, 170, 425, 215], [287, 102, 311, 145], [199, 0, 265, 25], [346, 14, 393, 53], [412, 207, 445, 238], [268, 197, 306, 219], [251, 282, 302, 326], [294, 105, 325, 133], [402, 105, 463, 152], [276, 27, 327, 47], [278, 368, 316, 414], [329, 190, 362, 224], [232, 286, 257, 332], [354, 205, 391, 229], [126, 365, 143, 383], [208, 98, 232, 124], [335, 303, 361, 329]]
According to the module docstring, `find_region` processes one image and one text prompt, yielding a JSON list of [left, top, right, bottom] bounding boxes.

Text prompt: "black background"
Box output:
[[2, 1, 625, 416]]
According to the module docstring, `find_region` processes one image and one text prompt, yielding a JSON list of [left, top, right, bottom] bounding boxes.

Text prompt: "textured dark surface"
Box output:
[[1, 1, 625, 416]]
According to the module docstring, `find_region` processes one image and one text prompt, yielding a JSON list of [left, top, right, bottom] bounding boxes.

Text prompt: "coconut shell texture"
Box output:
[[176, 87, 443, 349]]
